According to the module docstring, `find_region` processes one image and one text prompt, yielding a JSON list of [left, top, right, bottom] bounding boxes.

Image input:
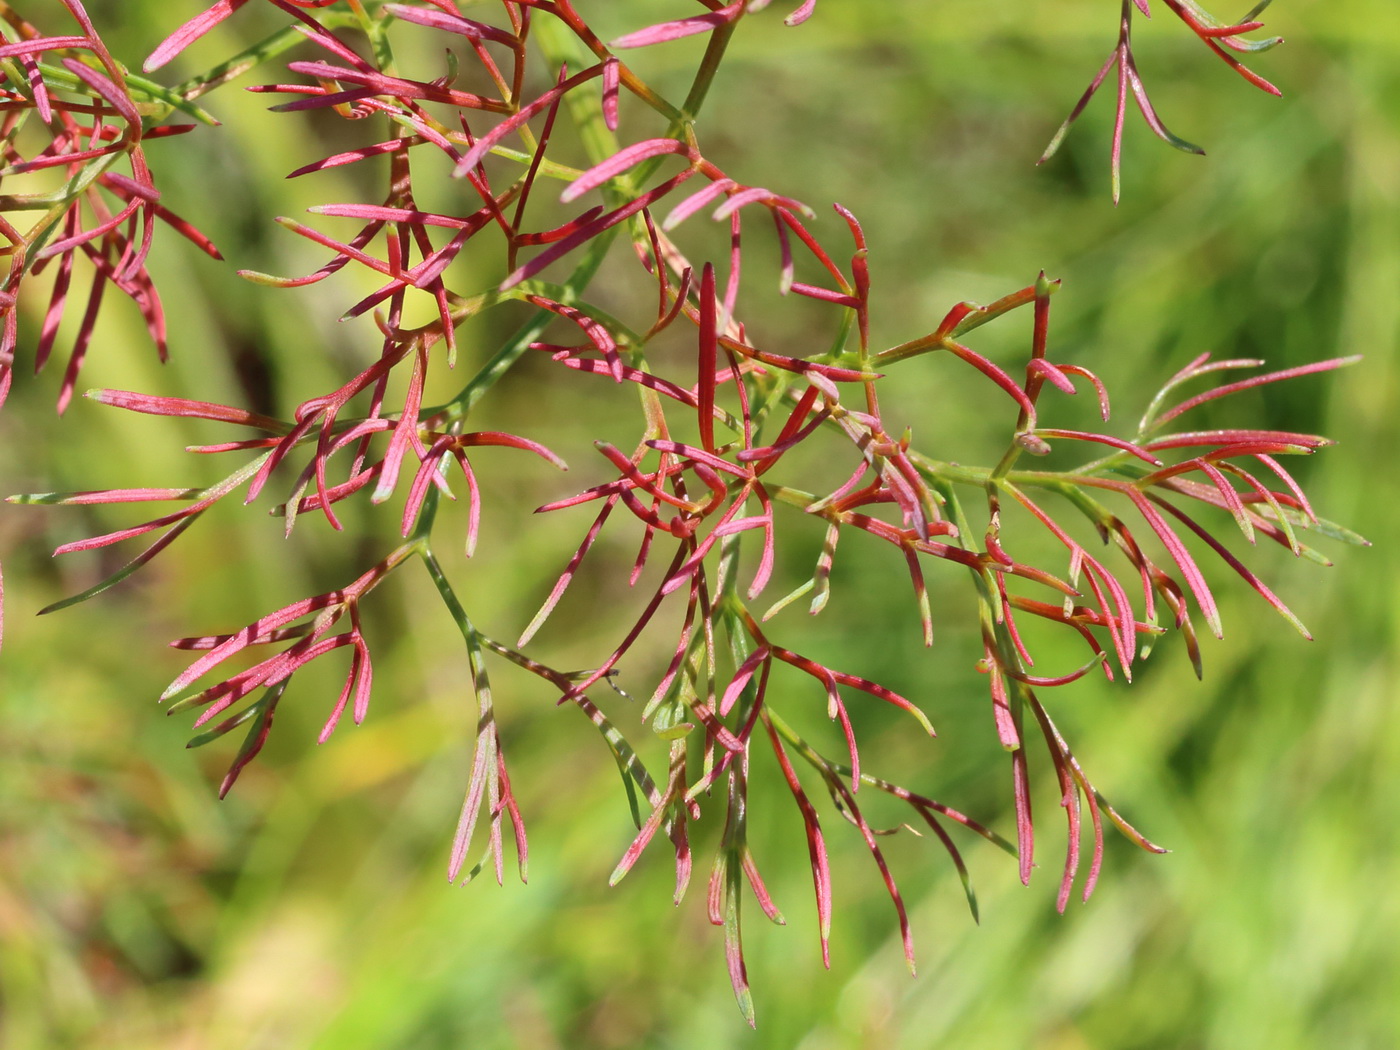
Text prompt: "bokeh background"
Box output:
[[2, 1, 1396, 1047]]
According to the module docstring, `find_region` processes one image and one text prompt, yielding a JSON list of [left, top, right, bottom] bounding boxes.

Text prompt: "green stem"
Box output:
[[433, 228, 617, 423], [679, 20, 740, 122]]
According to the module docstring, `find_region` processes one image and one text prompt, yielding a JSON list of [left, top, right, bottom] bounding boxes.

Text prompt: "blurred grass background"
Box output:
[[2, 0, 1397, 1047]]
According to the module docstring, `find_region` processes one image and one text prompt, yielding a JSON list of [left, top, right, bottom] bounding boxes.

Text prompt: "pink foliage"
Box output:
[[1, 0, 1359, 1027]]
